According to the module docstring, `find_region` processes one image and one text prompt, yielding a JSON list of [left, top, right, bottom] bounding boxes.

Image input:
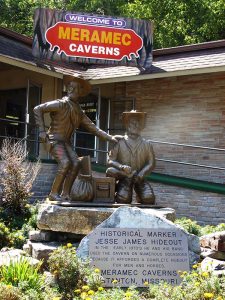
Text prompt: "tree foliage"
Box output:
[[0, 0, 224, 48]]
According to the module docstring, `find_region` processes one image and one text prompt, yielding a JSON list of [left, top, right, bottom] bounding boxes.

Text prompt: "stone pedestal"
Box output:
[[37, 203, 176, 235], [24, 203, 176, 267]]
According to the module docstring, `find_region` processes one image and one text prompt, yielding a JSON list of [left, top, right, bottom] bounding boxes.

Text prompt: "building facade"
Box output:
[[1, 27, 225, 224]]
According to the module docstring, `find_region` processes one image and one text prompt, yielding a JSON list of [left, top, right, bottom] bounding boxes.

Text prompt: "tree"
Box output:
[[121, 0, 225, 48], [0, 0, 224, 48]]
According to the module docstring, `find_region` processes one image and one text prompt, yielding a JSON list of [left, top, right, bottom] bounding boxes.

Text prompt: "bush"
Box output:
[[0, 138, 40, 215], [85, 267, 104, 291], [8, 204, 39, 248], [20, 287, 61, 300], [9, 229, 27, 249], [175, 217, 202, 236], [0, 257, 44, 292], [175, 217, 225, 237], [0, 221, 10, 248], [48, 244, 101, 299], [0, 283, 22, 300], [73, 285, 140, 300], [144, 266, 225, 300], [200, 223, 225, 236]]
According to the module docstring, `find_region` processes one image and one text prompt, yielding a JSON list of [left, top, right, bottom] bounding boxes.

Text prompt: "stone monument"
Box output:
[[77, 206, 200, 287]]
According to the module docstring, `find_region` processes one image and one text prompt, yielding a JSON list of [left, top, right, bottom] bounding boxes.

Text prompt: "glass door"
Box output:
[[26, 81, 41, 159], [75, 93, 98, 159]]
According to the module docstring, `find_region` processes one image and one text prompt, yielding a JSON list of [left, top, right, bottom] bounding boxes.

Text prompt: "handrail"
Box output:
[[156, 158, 225, 170], [92, 164, 225, 195], [149, 139, 225, 152], [0, 117, 35, 126]]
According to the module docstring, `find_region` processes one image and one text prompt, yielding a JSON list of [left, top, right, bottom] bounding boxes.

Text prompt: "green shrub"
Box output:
[[0, 221, 10, 248], [200, 223, 225, 236], [9, 229, 27, 249], [0, 283, 22, 300], [144, 266, 225, 300], [0, 203, 39, 249], [48, 244, 93, 299], [20, 286, 61, 300], [85, 267, 104, 291], [73, 285, 140, 300], [0, 257, 44, 292], [175, 217, 202, 236], [26, 204, 39, 229], [8, 204, 39, 249], [175, 217, 225, 237]]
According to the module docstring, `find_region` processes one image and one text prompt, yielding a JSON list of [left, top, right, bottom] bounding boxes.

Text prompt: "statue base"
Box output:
[[37, 202, 176, 236], [48, 199, 164, 209]]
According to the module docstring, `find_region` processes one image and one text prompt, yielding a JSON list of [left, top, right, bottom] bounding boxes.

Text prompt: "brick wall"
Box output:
[[153, 182, 225, 226], [115, 72, 225, 184]]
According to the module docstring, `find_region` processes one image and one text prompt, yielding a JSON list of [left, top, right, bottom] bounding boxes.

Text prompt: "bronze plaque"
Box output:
[[89, 228, 189, 287]]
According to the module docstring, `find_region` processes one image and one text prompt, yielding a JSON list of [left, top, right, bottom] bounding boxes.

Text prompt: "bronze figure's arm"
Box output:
[[136, 143, 156, 181], [81, 113, 117, 143], [33, 100, 61, 141], [107, 143, 133, 177]]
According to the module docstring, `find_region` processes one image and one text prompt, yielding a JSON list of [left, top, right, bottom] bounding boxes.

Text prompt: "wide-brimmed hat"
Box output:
[[122, 110, 147, 129], [63, 75, 92, 97]]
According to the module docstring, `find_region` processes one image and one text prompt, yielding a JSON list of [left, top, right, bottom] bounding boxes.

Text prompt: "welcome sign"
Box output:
[[32, 8, 153, 68]]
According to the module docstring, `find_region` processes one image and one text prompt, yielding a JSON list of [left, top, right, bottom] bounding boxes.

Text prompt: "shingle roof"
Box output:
[[1, 27, 225, 83]]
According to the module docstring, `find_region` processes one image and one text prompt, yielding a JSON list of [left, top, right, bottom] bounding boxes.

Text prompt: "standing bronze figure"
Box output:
[[106, 111, 155, 204], [34, 76, 116, 202]]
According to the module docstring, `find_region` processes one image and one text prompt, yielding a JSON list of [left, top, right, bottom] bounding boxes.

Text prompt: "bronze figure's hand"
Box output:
[[120, 165, 132, 175], [133, 172, 144, 183], [113, 135, 124, 141], [110, 136, 119, 143], [39, 131, 47, 143]]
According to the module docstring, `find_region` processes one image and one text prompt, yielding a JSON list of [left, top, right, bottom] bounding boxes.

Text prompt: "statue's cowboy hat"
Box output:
[[63, 75, 92, 97], [122, 110, 147, 129]]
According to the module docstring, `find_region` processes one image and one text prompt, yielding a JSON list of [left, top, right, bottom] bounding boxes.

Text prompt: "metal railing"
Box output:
[[148, 139, 225, 171], [1, 119, 225, 173]]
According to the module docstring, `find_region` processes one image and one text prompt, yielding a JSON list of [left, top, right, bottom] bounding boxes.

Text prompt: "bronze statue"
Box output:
[[34, 76, 117, 202], [106, 111, 155, 204]]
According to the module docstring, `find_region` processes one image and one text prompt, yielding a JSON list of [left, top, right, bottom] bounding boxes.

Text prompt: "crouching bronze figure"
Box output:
[[106, 111, 155, 204]]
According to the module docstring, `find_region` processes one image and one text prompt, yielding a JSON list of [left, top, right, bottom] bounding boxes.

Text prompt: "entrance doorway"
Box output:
[[0, 81, 41, 159]]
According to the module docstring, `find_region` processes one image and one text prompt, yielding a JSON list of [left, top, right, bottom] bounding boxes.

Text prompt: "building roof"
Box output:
[[1, 26, 225, 84]]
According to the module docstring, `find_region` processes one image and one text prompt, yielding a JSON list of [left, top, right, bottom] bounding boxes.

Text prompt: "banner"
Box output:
[[32, 8, 153, 69]]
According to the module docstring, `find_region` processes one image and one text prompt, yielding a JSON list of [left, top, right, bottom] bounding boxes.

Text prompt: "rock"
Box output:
[[44, 271, 57, 287], [29, 230, 56, 242], [201, 257, 225, 276], [189, 250, 201, 266], [28, 241, 79, 267], [23, 240, 33, 256], [31, 242, 61, 264], [200, 231, 225, 251], [77, 206, 200, 268], [201, 247, 225, 260], [37, 204, 176, 235], [0, 249, 39, 267], [186, 232, 201, 254]]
